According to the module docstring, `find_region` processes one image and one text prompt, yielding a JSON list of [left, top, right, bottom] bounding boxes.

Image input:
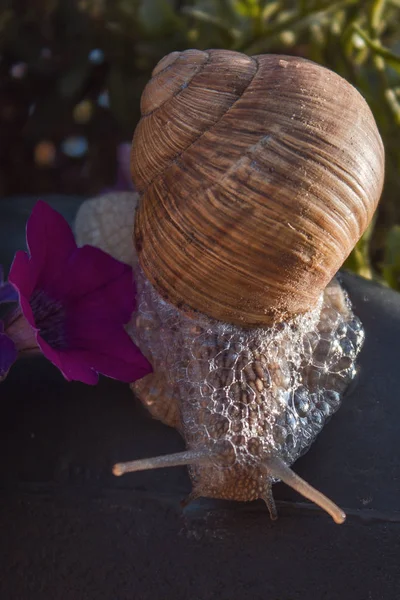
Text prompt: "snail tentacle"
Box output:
[[261, 485, 278, 521], [262, 456, 346, 524], [112, 446, 345, 523], [112, 447, 213, 476]]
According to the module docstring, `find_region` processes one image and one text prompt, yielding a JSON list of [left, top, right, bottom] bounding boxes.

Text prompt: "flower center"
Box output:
[[30, 289, 68, 349]]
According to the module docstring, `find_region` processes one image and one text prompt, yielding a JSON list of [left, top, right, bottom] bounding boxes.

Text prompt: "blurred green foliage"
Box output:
[[0, 0, 400, 288]]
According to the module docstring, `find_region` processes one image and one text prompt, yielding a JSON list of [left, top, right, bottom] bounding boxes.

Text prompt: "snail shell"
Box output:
[[132, 49, 384, 327]]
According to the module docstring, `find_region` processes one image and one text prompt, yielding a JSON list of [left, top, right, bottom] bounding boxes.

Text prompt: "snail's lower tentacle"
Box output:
[[261, 485, 278, 521], [262, 456, 346, 524]]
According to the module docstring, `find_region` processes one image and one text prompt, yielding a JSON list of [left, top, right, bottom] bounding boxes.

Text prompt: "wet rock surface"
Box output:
[[0, 196, 399, 600]]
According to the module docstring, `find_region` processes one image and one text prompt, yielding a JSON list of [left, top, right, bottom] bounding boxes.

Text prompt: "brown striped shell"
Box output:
[[131, 49, 384, 328]]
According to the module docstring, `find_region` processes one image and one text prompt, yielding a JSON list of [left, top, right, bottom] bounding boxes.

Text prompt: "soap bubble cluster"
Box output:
[[132, 269, 364, 473]]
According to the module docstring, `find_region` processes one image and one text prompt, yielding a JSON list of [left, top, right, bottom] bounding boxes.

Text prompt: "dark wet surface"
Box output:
[[0, 196, 399, 599]]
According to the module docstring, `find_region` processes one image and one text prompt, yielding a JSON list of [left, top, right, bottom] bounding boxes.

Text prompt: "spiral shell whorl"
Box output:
[[132, 49, 384, 327]]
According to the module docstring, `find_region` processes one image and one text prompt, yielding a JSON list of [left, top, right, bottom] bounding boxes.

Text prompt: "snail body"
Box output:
[[129, 267, 363, 521], [78, 49, 384, 522]]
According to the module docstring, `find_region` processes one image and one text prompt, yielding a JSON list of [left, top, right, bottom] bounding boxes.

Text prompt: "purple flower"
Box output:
[[0, 321, 17, 381], [0, 265, 18, 304], [0, 266, 18, 380], [6, 200, 152, 385]]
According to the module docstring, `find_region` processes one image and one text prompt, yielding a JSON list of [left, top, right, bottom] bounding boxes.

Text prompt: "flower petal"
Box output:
[[26, 201, 77, 291], [65, 345, 151, 382], [37, 336, 99, 385], [20, 296, 38, 329], [64, 318, 152, 381], [8, 201, 149, 385], [71, 318, 151, 355], [8, 251, 38, 300], [0, 332, 17, 378], [0, 281, 18, 304], [3, 305, 39, 352], [62, 245, 136, 322], [8, 251, 38, 329]]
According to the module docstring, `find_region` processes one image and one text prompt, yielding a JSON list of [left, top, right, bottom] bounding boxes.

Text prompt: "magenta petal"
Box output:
[[66, 317, 125, 342], [37, 337, 99, 385], [19, 296, 38, 329], [63, 246, 136, 321], [66, 346, 151, 382], [65, 320, 152, 381], [68, 318, 151, 360], [7, 202, 151, 385], [26, 201, 77, 290], [8, 251, 38, 299], [9, 201, 150, 385]]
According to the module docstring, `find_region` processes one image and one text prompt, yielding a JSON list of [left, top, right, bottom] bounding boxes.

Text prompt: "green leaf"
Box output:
[[181, 7, 242, 41], [138, 0, 182, 34], [369, 0, 386, 35], [343, 219, 375, 280], [352, 24, 400, 74], [261, 1, 280, 25], [233, 0, 261, 18]]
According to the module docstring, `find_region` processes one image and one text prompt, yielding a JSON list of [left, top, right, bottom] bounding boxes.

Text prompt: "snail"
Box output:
[[76, 50, 384, 523]]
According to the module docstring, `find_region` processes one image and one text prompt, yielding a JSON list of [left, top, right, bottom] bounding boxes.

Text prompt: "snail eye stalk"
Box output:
[[112, 447, 213, 476]]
